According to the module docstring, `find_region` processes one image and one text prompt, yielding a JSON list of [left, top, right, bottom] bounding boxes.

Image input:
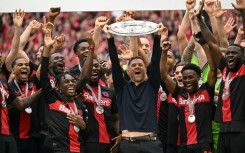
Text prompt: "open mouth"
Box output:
[[186, 0, 195, 4], [57, 62, 65, 71], [135, 71, 141, 76], [67, 87, 75, 93], [20, 69, 28, 76], [228, 59, 234, 67]]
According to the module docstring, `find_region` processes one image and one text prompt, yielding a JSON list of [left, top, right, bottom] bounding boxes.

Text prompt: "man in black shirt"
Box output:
[[103, 23, 164, 153]]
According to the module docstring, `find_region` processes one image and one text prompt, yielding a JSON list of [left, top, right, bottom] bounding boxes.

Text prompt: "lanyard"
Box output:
[[66, 101, 78, 115], [0, 81, 5, 102], [14, 79, 28, 97], [187, 93, 196, 116], [86, 84, 101, 106]]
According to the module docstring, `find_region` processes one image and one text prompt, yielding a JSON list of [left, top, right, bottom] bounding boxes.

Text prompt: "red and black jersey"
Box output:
[[215, 58, 245, 128], [41, 57, 88, 152], [167, 93, 180, 146], [0, 64, 11, 136], [7, 75, 40, 139], [157, 86, 168, 137], [70, 65, 107, 87], [81, 85, 118, 144], [173, 82, 214, 146]]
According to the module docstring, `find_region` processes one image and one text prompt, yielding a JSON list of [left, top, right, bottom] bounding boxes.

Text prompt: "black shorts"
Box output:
[[0, 134, 18, 153], [218, 132, 245, 153], [178, 143, 213, 153]]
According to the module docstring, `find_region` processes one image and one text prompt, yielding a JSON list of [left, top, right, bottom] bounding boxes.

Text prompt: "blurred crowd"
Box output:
[[0, 10, 241, 68]]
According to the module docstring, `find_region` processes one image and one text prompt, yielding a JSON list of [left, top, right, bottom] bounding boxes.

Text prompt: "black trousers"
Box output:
[[178, 143, 213, 153], [15, 137, 39, 153], [120, 138, 163, 153], [85, 142, 111, 153], [0, 134, 18, 153], [218, 132, 245, 153]]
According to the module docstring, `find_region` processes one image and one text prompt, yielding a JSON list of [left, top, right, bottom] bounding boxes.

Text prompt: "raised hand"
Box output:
[[186, 0, 196, 11], [238, 26, 244, 36], [156, 23, 164, 35], [118, 44, 133, 60], [193, 0, 205, 18], [224, 17, 237, 34], [161, 26, 169, 41], [95, 16, 109, 28], [214, 0, 227, 18], [52, 34, 65, 51], [13, 9, 25, 27], [86, 30, 95, 48], [28, 20, 41, 29], [48, 7, 61, 22], [42, 16, 54, 33], [103, 25, 112, 38], [204, 0, 215, 16], [161, 41, 172, 52], [232, 0, 245, 11], [126, 10, 136, 19], [44, 29, 55, 47]]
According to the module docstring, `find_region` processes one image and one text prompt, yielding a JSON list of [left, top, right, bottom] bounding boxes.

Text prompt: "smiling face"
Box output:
[[225, 45, 244, 71], [127, 58, 146, 85], [174, 65, 184, 87], [50, 53, 65, 75], [182, 69, 200, 93], [12, 58, 30, 83], [90, 59, 101, 84], [140, 38, 151, 57], [58, 74, 77, 100], [76, 42, 89, 61]]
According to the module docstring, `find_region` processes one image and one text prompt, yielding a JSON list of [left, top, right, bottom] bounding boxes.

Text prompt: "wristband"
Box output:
[[194, 32, 207, 46]]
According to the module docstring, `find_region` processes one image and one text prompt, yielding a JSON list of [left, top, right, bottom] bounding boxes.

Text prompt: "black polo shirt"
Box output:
[[108, 35, 162, 133]]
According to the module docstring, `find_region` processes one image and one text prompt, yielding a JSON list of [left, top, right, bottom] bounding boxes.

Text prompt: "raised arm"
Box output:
[[214, 0, 229, 48], [48, 7, 61, 24], [5, 9, 25, 72], [160, 41, 176, 93], [76, 32, 95, 92], [194, 31, 217, 86], [93, 16, 109, 56], [103, 25, 124, 93], [234, 26, 244, 44], [195, 0, 222, 66], [177, 0, 196, 56], [232, 1, 245, 37], [20, 20, 41, 50], [149, 23, 163, 90]]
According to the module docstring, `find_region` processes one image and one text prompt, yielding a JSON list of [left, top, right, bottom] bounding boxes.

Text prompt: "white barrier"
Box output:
[[0, 0, 236, 13]]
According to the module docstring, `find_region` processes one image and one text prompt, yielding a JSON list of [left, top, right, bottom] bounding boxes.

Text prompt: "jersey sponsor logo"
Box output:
[[83, 91, 112, 107], [59, 104, 72, 114], [179, 94, 206, 105]]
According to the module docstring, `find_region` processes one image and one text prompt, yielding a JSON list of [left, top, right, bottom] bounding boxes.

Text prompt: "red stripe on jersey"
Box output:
[[177, 125, 180, 145], [94, 104, 110, 143], [1, 107, 10, 135], [156, 90, 162, 121], [69, 103, 80, 153], [185, 106, 197, 145], [221, 66, 245, 122], [19, 112, 30, 138], [99, 79, 106, 87]]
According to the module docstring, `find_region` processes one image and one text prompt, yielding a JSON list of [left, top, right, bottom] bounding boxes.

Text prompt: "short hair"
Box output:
[[181, 63, 201, 76], [173, 61, 188, 71], [127, 56, 145, 67], [12, 57, 28, 68], [56, 72, 76, 86], [73, 39, 88, 54], [228, 44, 244, 54]]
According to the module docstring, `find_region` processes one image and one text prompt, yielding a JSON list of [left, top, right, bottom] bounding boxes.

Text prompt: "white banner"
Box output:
[[0, 0, 236, 13]]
